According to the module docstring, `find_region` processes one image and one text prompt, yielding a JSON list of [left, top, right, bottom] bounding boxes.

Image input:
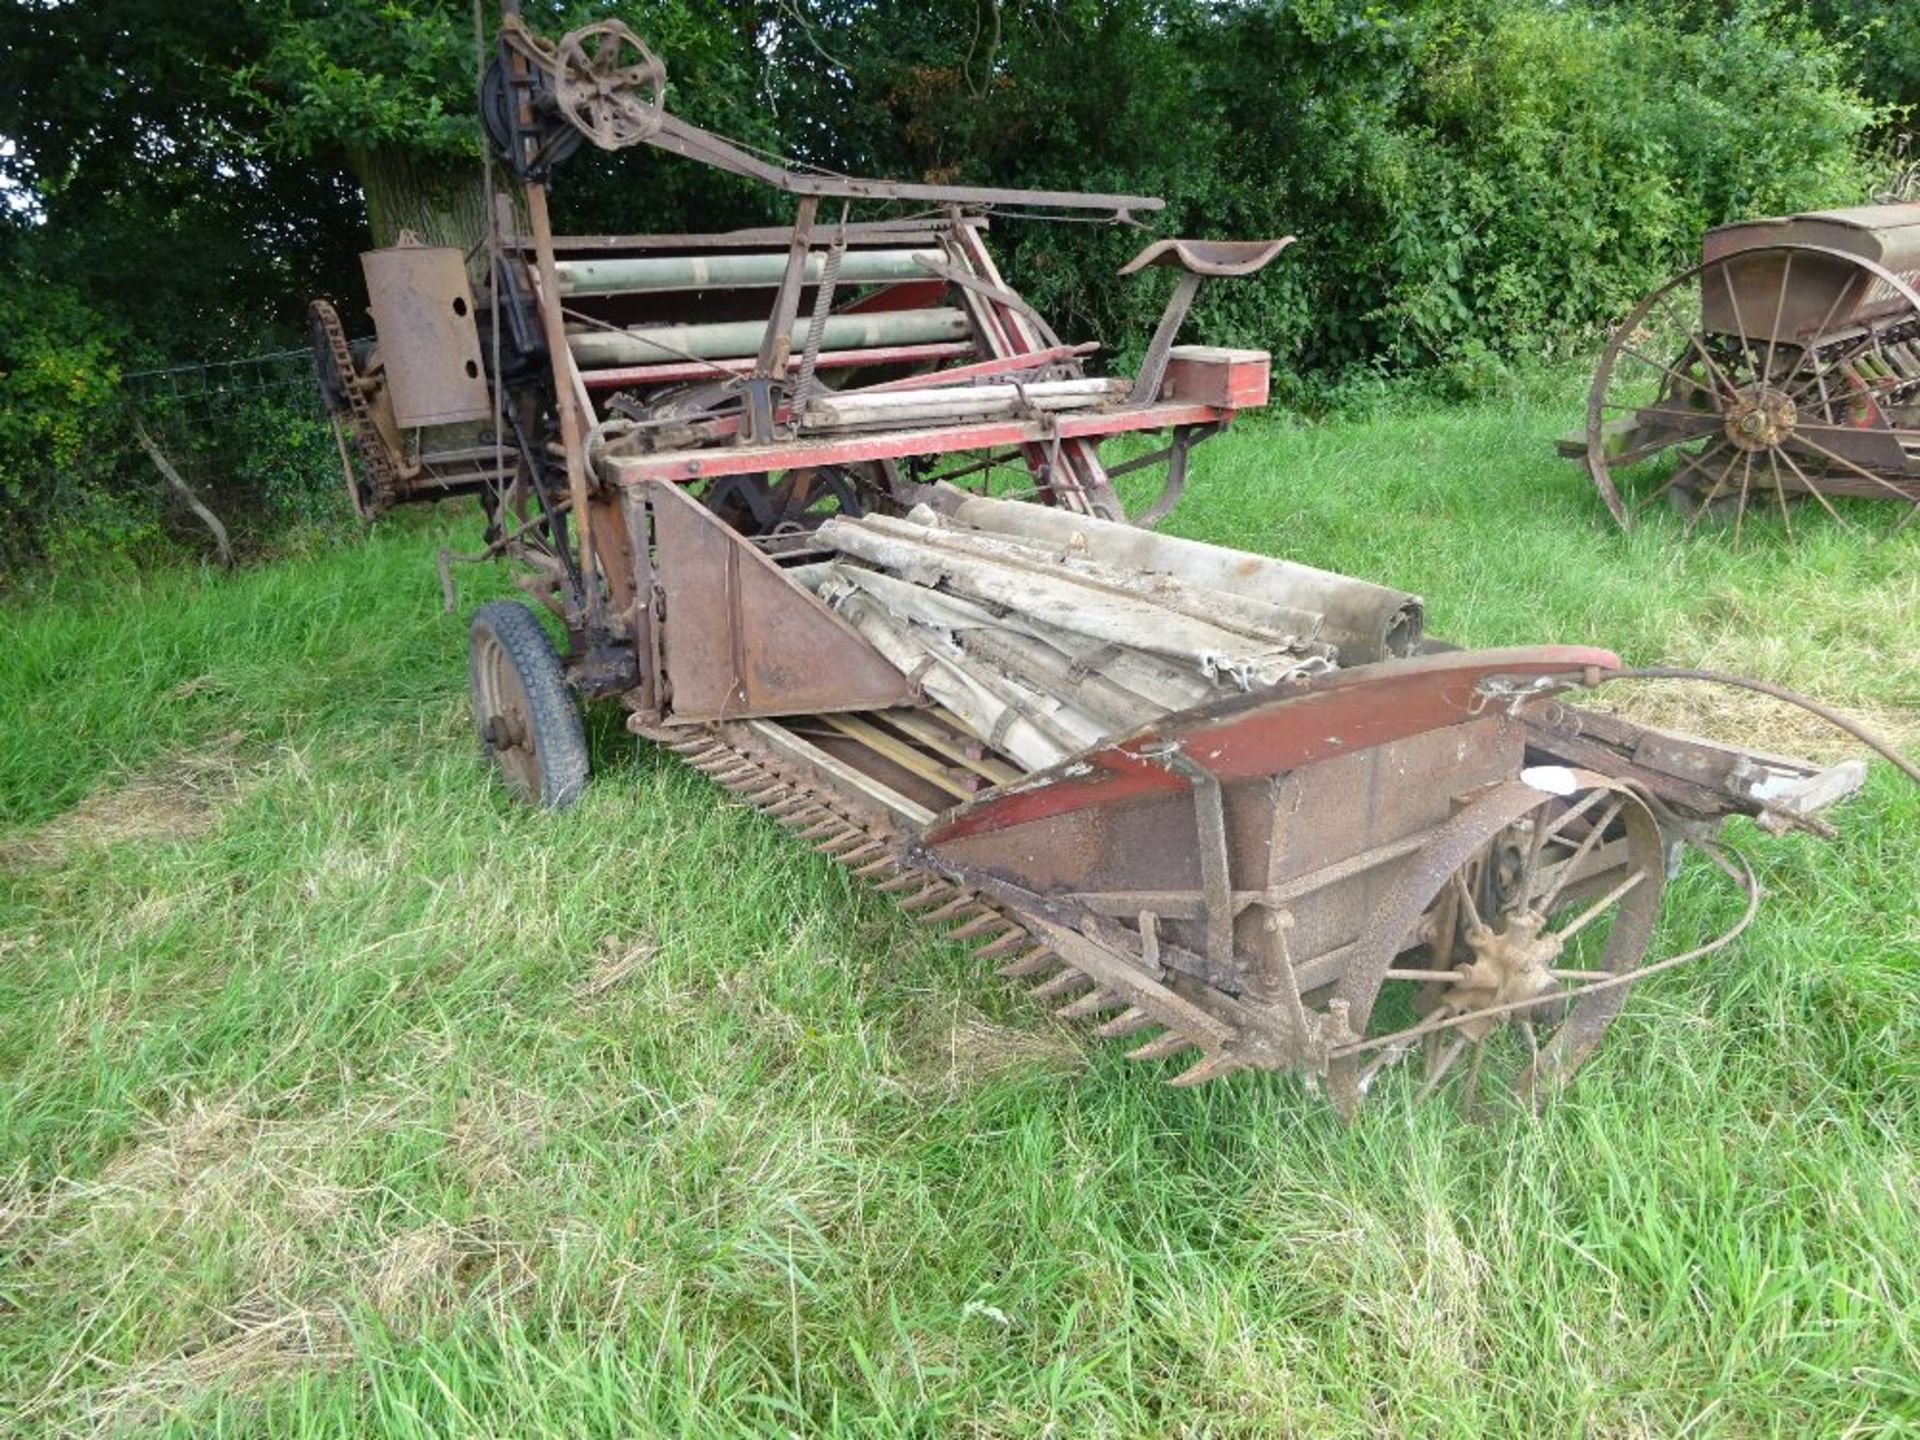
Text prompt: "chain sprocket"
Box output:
[[309, 298, 406, 521]]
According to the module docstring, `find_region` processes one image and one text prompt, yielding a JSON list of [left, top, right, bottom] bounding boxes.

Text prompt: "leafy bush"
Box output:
[[976, 1, 1887, 386], [0, 275, 155, 573]]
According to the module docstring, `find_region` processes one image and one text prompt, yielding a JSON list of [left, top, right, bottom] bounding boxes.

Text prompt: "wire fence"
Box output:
[[118, 345, 353, 556]]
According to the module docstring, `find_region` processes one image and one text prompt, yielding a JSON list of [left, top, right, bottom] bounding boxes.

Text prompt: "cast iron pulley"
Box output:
[[554, 20, 667, 151], [481, 51, 583, 181]]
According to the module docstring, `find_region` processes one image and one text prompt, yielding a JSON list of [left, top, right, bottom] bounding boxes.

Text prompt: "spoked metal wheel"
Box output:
[[1585, 243, 1920, 537], [469, 600, 590, 808], [554, 20, 666, 150], [1327, 771, 1666, 1118]]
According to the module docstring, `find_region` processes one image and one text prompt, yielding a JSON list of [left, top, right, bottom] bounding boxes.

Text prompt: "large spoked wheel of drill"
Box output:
[[555, 21, 666, 151], [468, 600, 589, 809], [1325, 771, 1665, 1119], [1585, 244, 1920, 537]]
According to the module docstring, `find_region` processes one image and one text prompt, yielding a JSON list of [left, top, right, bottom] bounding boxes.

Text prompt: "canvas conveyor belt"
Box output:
[[642, 717, 1256, 1084]]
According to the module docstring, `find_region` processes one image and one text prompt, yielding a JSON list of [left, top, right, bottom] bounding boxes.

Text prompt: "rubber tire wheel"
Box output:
[[468, 600, 590, 808]]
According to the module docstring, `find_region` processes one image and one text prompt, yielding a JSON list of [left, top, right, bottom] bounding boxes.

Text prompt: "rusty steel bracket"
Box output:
[[1104, 422, 1219, 527], [756, 197, 819, 387], [1154, 746, 1236, 972]]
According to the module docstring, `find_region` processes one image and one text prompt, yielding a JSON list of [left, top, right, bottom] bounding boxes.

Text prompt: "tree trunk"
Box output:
[[348, 146, 524, 251]]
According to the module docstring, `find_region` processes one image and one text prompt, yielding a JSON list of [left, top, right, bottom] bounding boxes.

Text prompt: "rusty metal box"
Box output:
[[360, 244, 493, 428]]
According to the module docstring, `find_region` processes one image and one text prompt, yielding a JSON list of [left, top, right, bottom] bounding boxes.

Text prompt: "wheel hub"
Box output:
[[484, 712, 528, 751], [1446, 910, 1564, 1039], [1723, 384, 1797, 453]]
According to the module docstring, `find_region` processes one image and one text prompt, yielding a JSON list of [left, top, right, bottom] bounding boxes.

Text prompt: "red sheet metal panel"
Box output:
[[921, 646, 1618, 845]]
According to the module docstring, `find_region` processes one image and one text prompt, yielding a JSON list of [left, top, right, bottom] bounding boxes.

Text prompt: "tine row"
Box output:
[[1056, 989, 1123, 1021], [666, 728, 1241, 1092], [997, 948, 1057, 978], [1093, 1007, 1156, 1039], [1127, 1030, 1197, 1063], [1169, 1054, 1242, 1087]]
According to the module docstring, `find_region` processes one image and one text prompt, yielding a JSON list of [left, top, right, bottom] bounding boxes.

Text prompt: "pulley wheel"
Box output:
[[555, 21, 666, 150]]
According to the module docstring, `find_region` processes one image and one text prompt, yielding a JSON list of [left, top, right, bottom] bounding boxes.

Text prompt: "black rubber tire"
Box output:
[[468, 600, 590, 808]]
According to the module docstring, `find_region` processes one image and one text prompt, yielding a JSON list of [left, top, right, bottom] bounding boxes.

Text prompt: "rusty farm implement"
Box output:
[[311, 13, 1903, 1117], [1570, 203, 1920, 534]]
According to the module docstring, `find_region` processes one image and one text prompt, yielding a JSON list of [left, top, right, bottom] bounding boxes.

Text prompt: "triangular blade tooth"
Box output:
[[1093, 1007, 1155, 1039], [741, 783, 787, 803], [852, 857, 899, 879], [874, 874, 924, 895], [1168, 1054, 1241, 1087], [767, 798, 814, 819], [899, 885, 957, 911], [949, 913, 1007, 942], [816, 833, 869, 858], [1056, 989, 1121, 1020], [834, 841, 886, 863], [1029, 968, 1092, 1002], [919, 897, 977, 924], [974, 929, 1029, 960], [1127, 1030, 1197, 1062], [997, 948, 1057, 978], [795, 820, 843, 841]]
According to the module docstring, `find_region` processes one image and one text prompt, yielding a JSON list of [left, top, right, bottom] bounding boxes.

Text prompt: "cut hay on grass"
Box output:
[[0, 390, 1914, 1437], [0, 735, 250, 867]]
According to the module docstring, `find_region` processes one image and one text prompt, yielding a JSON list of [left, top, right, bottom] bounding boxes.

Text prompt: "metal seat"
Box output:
[[1122, 237, 1297, 406], [1118, 236, 1295, 278]]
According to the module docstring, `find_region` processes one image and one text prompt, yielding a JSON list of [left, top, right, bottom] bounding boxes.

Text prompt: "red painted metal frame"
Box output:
[[602, 401, 1235, 484], [922, 646, 1621, 845]]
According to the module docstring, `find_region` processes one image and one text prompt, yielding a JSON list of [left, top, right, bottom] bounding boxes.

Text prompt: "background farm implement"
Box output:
[[1572, 203, 1920, 534]]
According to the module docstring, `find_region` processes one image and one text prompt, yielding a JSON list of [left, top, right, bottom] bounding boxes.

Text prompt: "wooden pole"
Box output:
[[524, 182, 599, 625]]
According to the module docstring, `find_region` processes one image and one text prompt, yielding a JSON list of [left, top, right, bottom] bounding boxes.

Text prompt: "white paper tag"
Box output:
[[1520, 765, 1579, 796]]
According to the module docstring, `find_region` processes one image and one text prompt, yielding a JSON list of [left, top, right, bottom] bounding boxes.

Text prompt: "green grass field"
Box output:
[[2, 394, 1915, 1437]]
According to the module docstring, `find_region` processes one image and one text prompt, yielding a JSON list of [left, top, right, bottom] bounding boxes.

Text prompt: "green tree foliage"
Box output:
[[0, 279, 140, 569], [0, 0, 1899, 568]]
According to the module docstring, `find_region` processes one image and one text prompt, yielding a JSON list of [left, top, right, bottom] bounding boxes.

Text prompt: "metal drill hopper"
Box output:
[[1568, 203, 1920, 533], [313, 14, 1889, 1116]]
